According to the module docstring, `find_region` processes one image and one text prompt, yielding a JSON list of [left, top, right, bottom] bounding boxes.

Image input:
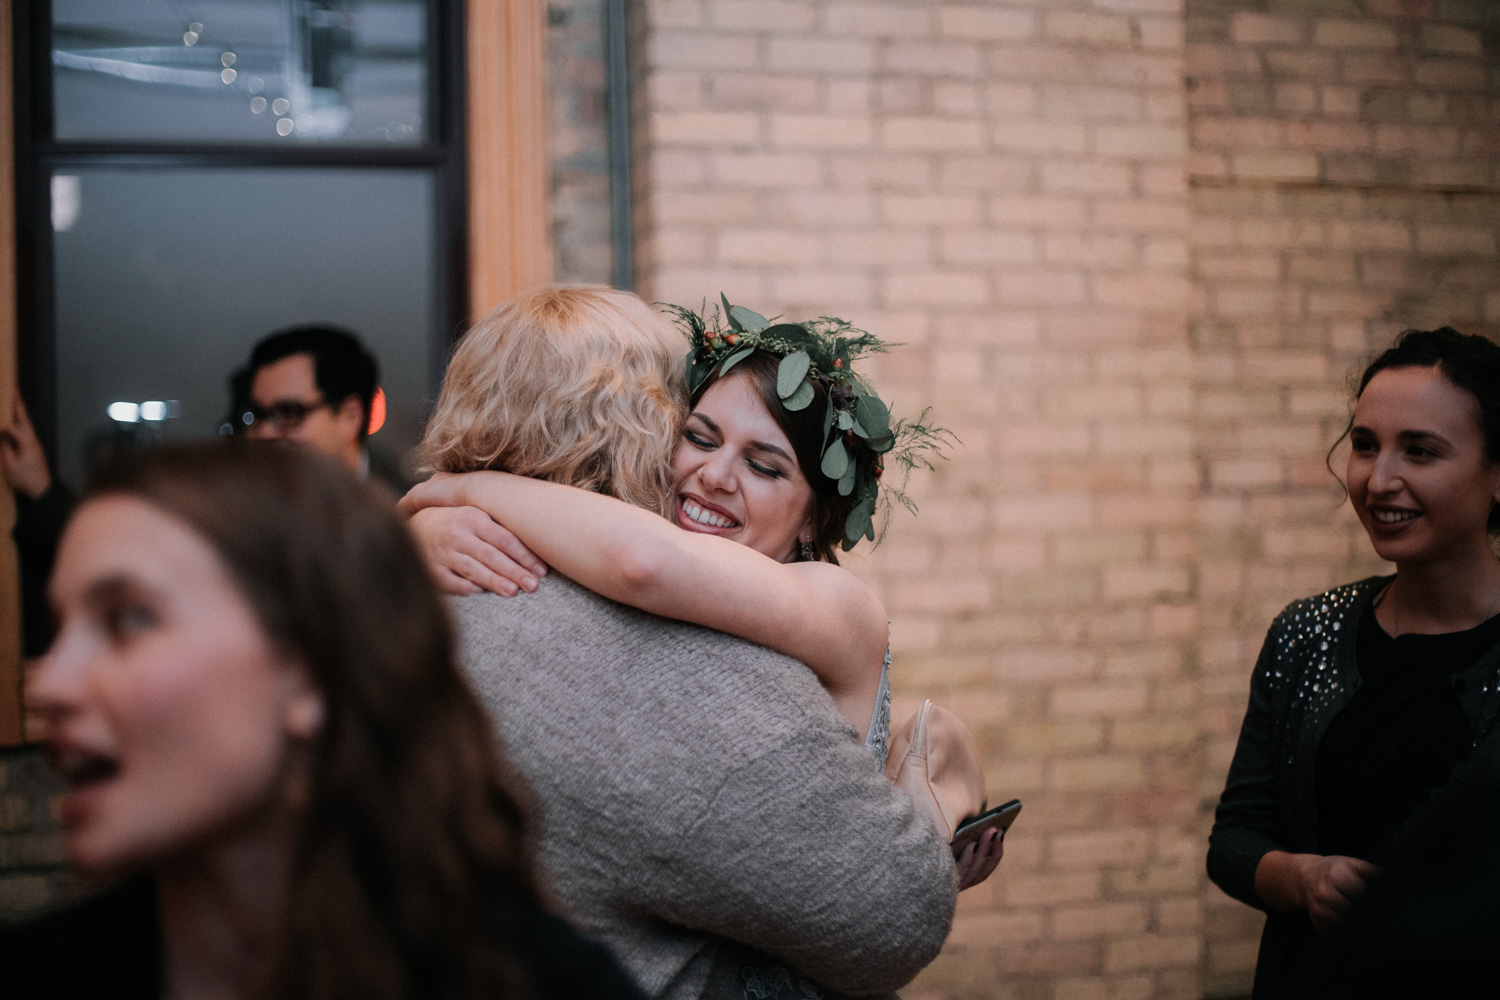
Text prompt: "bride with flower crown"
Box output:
[[403, 296, 1004, 891]]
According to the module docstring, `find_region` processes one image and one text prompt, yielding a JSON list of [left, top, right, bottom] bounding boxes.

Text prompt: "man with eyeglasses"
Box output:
[[234, 325, 406, 492]]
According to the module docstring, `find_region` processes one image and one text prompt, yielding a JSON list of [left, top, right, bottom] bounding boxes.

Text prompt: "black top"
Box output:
[[1208, 577, 1500, 1000], [1314, 603, 1500, 863], [12, 482, 78, 658], [0, 877, 648, 1000], [1335, 722, 1500, 999]]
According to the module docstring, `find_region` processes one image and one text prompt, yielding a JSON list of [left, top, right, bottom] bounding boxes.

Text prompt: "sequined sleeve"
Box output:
[[1207, 582, 1371, 909]]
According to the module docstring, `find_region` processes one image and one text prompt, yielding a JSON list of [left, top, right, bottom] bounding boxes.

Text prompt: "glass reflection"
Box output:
[[53, 0, 428, 145], [52, 168, 434, 486]]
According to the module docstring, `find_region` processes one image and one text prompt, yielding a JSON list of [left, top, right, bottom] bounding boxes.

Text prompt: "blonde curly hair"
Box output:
[[421, 285, 688, 515]]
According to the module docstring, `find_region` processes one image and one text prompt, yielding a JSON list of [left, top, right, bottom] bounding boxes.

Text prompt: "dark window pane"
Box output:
[[52, 168, 435, 485], [53, 0, 427, 144]]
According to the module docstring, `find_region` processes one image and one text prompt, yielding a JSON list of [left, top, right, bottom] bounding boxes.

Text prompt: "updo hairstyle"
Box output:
[[1335, 326, 1500, 532]]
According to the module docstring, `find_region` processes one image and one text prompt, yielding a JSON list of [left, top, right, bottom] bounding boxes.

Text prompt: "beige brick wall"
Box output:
[[632, 1, 1500, 997], [632, 2, 1203, 996], [1188, 3, 1500, 995]]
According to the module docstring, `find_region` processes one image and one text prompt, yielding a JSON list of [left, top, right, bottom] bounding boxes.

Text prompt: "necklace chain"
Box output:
[[1379, 575, 1500, 636]]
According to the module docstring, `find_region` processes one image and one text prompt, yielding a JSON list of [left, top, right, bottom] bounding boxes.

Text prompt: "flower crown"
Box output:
[[668, 295, 953, 551]]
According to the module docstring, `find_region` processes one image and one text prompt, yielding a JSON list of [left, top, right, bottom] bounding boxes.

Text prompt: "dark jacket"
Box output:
[[1335, 727, 1500, 998], [13, 482, 78, 658], [0, 877, 648, 1000], [1207, 576, 1500, 999]]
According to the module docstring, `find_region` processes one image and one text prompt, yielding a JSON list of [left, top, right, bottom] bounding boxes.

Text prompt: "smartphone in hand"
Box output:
[[950, 799, 1021, 859]]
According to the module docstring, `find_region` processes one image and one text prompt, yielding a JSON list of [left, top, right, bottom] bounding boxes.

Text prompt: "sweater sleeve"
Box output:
[[635, 718, 957, 996], [1207, 620, 1289, 910]]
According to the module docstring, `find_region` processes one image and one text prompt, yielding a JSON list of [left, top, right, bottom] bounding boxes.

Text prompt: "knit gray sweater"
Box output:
[[451, 577, 956, 1000]]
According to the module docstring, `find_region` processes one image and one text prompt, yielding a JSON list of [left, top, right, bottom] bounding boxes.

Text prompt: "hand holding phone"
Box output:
[[950, 799, 1021, 859]]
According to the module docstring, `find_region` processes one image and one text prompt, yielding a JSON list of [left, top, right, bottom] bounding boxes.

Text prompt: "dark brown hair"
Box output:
[[87, 442, 538, 1000], [693, 350, 856, 563]]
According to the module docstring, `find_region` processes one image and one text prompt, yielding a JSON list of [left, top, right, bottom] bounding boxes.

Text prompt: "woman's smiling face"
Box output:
[[1347, 365, 1500, 568], [669, 374, 815, 562]]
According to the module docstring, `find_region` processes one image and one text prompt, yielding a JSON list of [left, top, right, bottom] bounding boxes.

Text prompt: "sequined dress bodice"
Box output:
[[863, 643, 893, 767]]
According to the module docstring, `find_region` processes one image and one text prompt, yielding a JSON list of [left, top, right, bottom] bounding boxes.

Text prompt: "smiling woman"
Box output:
[[405, 290, 1004, 897], [1209, 327, 1500, 999], [1348, 367, 1500, 578], [672, 358, 818, 562], [409, 295, 931, 755]]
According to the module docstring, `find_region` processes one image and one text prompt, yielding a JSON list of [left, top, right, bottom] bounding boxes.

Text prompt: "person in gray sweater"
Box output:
[[414, 286, 959, 999]]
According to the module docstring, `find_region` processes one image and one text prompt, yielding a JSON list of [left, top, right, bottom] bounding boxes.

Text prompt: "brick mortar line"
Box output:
[[1189, 174, 1500, 197]]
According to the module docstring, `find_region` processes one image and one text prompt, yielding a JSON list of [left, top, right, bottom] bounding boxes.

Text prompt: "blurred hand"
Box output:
[[955, 827, 1003, 891], [1297, 853, 1377, 932], [407, 504, 546, 597], [0, 393, 52, 500]]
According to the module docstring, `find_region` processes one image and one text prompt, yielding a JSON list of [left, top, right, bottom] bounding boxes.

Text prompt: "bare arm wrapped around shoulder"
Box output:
[[402, 471, 889, 736]]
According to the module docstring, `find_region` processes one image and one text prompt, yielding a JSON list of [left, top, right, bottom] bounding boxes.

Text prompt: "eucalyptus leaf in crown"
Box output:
[[665, 295, 955, 551]]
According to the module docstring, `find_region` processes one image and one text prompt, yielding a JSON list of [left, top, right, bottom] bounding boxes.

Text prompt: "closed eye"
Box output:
[[683, 429, 716, 450], [747, 457, 784, 478]]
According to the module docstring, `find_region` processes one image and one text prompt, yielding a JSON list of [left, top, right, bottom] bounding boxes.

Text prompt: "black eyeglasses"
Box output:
[[241, 397, 331, 431]]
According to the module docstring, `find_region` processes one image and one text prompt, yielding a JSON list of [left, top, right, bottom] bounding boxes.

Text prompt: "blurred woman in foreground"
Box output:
[[1209, 328, 1500, 998], [1, 443, 643, 1000]]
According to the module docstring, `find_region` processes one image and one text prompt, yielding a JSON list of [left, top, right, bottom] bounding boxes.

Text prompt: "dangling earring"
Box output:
[[800, 539, 815, 561]]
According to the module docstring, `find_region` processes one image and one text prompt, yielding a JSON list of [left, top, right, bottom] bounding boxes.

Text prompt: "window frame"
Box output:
[[12, 0, 471, 462], [0, 0, 555, 745]]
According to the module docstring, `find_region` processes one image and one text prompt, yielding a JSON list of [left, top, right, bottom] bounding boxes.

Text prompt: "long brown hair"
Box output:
[[87, 442, 539, 1000], [692, 349, 854, 563]]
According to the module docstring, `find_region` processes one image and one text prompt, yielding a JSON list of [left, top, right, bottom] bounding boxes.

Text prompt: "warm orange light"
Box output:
[[367, 387, 387, 435]]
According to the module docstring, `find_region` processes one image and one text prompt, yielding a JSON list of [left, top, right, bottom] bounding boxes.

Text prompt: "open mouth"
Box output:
[[49, 746, 120, 791], [1370, 508, 1420, 525], [679, 496, 739, 531]]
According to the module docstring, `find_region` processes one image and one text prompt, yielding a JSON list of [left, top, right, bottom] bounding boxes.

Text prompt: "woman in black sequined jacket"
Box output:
[[1209, 328, 1500, 999]]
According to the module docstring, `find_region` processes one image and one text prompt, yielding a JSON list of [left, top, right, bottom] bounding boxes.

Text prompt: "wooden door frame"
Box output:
[[0, 1, 21, 746], [466, 0, 552, 320]]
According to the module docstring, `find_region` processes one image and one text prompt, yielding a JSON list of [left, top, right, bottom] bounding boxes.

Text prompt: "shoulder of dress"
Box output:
[[1269, 576, 1387, 635], [1257, 576, 1387, 694]]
